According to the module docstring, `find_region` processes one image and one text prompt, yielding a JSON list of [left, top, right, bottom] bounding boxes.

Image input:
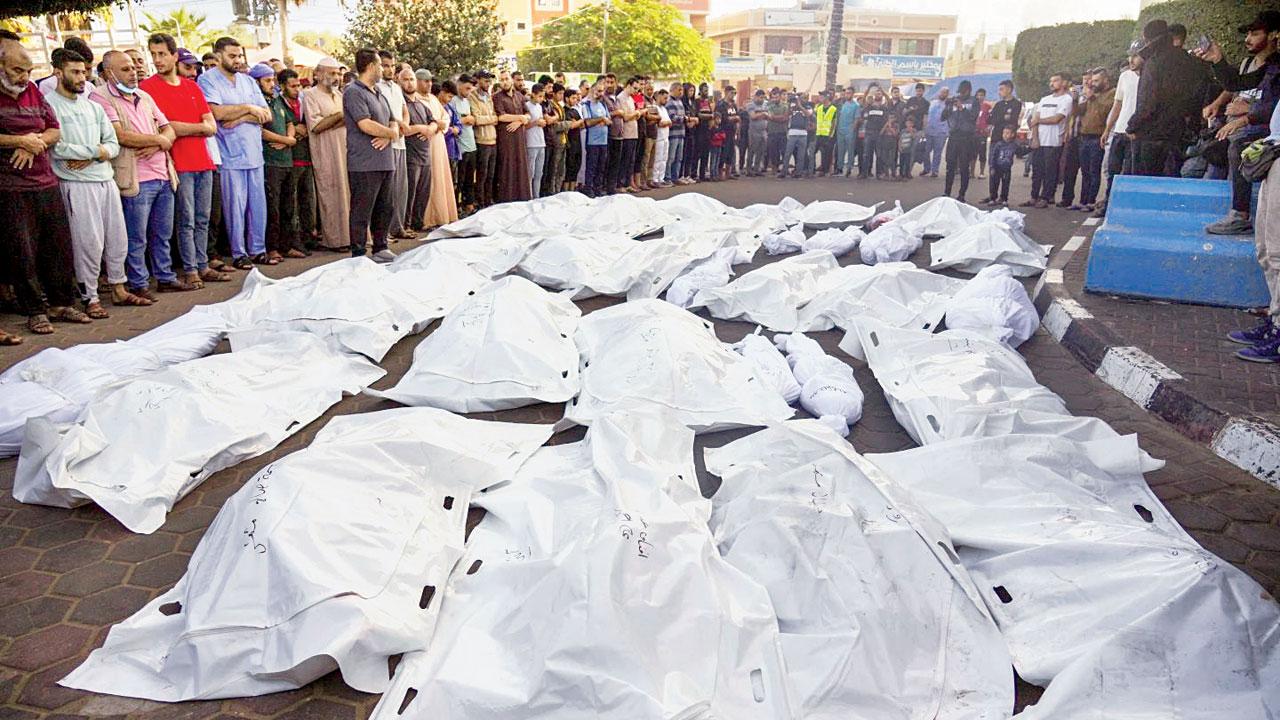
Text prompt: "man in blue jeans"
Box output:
[[835, 86, 860, 176], [665, 83, 686, 183], [92, 50, 194, 296], [578, 81, 610, 196], [141, 37, 229, 287]]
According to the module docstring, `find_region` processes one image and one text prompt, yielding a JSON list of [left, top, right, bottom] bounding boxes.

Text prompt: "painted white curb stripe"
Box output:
[[1211, 418, 1280, 489], [1064, 235, 1086, 252], [1096, 346, 1183, 409]]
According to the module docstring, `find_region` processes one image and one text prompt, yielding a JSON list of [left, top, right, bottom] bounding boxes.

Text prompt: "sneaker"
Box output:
[[371, 249, 397, 264], [1206, 213, 1254, 236], [1236, 333, 1280, 363], [1034, 200, 1049, 209], [1056, 200, 1073, 208], [977, 197, 995, 206], [1019, 199, 1036, 207], [1228, 317, 1274, 345], [1069, 203, 1088, 211]]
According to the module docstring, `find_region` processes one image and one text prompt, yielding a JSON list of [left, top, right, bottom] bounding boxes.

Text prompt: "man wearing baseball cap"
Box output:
[[1196, 10, 1280, 236], [1125, 19, 1204, 176]]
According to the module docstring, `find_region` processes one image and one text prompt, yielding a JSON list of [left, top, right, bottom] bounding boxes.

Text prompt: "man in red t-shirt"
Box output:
[[141, 33, 228, 287], [0, 33, 89, 341]]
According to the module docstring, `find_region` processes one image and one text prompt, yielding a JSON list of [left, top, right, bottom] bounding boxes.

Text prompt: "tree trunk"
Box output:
[[824, 0, 843, 91]]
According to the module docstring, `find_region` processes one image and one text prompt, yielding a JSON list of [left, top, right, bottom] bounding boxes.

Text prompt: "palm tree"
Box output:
[[140, 8, 217, 50], [824, 0, 843, 91]]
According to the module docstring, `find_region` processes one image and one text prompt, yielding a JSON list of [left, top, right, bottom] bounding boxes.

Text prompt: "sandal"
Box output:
[[27, 314, 53, 334], [285, 248, 308, 259], [47, 306, 93, 324], [0, 329, 22, 345], [266, 251, 284, 263], [85, 301, 110, 319], [253, 254, 280, 266], [208, 259, 228, 272], [199, 268, 232, 283], [233, 256, 255, 270], [112, 286, 154, 306], [184, 271, 205, 290]]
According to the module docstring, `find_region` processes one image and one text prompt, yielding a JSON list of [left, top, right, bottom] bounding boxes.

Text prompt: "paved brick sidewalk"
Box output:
[[1062, 228, 1280, 426], [1, 175, 1277, 719]]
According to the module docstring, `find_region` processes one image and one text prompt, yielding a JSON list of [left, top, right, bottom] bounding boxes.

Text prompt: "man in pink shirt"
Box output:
[[93, 50, 194, 297]]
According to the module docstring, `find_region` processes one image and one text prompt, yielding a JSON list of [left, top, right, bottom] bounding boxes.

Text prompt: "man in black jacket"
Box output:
[[1126, 19, 1207, 176], [979, 80, 1022, 205], [942, 79, 980, 201]]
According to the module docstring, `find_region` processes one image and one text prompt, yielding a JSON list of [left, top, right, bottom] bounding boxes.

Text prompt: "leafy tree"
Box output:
[[294, 29, 341, 53], [0, 0, 115, 18], [517, 0, 713, 81], [140, 8, 219, 51], [343, 0, 504, 76], [1135, 0, 1269, 68], [1012, 20, 1135, 100]]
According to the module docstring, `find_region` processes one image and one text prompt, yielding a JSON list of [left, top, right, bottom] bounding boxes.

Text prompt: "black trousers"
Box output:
[[945, 131, 977, 198], [406, 161, 431, 231], [606, 137, 625, 190], [613, 139, 638, 189], [458, 149, 477, 207], [347, 170, 393, 256], [1229, 127, 1268, 213], [876, 135, 898, 177], [209, 168, 229, 259], [584, 144, 607, 195], [694, 129, 711, 179], [1059, 136, 1081, 204], [816, 135, 835, 173], [766, 132, 785, 171], [989, 166, 1012, 201], [0, 187, 77, 314], [475, 144, 497, 207], [286, 165, 315, 240], [264, 165, 298, 255], [1130, 139, 1179, 177], [1031, 145, 1063, 201], [1104, 134, 1131, 203]]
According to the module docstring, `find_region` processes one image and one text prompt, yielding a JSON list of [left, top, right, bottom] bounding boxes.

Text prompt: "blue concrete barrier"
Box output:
[[1084, 176, 1267, 309]]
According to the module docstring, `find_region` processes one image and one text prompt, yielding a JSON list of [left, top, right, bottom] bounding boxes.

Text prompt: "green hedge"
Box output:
[[1135, 0, 1272, 69], [1011, 20, 1135, 101], [0, 0, 116, 18]]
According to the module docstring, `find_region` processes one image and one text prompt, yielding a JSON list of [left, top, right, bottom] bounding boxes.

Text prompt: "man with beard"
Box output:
[[141, 33, 226, 287], [469, 70, 498, 208], [279, 68, 317, 250], [1197, 10, 1280, 235], [301, 56, 349, 250], [941, 79, 980, 202], [197, 37, 272, 270], [376, 50, 412, 239], [492, 69, 531, 202], [46, 48, 142, 320], [342, 47, 398, 262], [252, 63, 299, 263], [94, 50, 194, 293]]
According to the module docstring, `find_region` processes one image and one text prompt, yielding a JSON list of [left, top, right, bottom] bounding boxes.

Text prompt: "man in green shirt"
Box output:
[[251, 63, 301, 261], [765, 88, 788, 173]]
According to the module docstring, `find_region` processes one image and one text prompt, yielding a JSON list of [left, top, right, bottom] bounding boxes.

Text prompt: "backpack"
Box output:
[[1240, 138, 1280, 183]]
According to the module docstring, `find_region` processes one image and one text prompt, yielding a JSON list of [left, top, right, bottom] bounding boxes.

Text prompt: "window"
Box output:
[[516, 22, 526, 30], [898, 38, 935, 56], [852, 36, 892, 58], [738, 37, 750, 56], [721, 39, 734, 56], [764, 35, 803, 54]]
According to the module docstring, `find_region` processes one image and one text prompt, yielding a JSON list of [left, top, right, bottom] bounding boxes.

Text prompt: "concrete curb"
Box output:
[[1032, 228, 1280, 489]]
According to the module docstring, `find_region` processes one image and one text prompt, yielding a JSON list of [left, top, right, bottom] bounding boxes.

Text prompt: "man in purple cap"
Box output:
[[198, 36, 272, 270], [142, 33, 227, 287]]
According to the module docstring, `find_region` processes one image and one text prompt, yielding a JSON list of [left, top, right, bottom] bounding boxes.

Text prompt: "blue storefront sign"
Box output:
[[862, 54, 945, 79]]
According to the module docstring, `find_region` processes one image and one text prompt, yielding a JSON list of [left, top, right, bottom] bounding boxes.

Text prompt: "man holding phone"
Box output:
[[1196, 10, 1280, 236]]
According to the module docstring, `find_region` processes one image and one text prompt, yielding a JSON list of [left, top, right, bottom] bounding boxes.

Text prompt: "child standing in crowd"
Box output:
[[524, 82, 547, 199], [651, 87, 672, 188], [878, 112, 900, 180], [898, 116, 921, 180], [982, 126, 1018, 207], [562, 87, 584, 194], [708, 114, 725, 181]]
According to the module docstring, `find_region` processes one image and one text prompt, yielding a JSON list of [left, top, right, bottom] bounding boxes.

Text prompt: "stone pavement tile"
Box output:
[[19, 521, 93, 551], [0, 548, 38, 579], [275, 698, 360, 720], [50, 561, 130, 598], [15, 659, 82, 710], [0, 572, 53, 608], [107, 532, 178, 564], [128, 551, 192, 589], [33, 540, 109, 574], [0, 599, 71, 639], [0, 624, 93, 672], [221, 688, 311, 717], [68, 586, 155, 626]]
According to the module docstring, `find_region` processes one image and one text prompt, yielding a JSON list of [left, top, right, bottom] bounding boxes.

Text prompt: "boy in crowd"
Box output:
[[981, 125, 1018, 206], [898, 116, 921, 180]]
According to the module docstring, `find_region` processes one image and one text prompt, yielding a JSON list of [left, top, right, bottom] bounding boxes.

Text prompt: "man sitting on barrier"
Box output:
[[1196, 10, 1280, 237]]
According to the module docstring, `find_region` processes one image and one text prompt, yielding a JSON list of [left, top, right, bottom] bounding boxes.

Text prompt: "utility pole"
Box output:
[[600, 0, 608, 76], [279, 0, 290, 65]]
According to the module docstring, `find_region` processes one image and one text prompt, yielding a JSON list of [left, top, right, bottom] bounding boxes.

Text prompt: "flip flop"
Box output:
[[0, 329, 22, 345], [47, 306, 93, 324]]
